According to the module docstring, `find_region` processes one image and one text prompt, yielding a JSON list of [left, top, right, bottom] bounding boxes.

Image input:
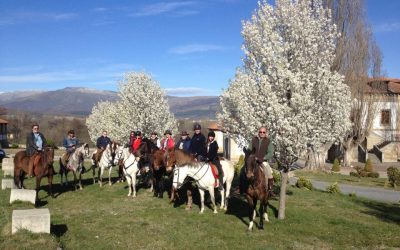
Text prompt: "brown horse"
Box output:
[[14, 146, 55, 203], [150, 148, 167, 198], [165, 148, 196, 209], [243, 147, 269, 230]]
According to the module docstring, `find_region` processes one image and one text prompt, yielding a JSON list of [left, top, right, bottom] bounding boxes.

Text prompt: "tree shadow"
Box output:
[[354, 199, 400, 225], [51, 224, 68, 237]]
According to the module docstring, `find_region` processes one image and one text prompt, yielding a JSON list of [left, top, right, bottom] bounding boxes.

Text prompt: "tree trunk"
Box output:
[[278, 171, 289, 220]]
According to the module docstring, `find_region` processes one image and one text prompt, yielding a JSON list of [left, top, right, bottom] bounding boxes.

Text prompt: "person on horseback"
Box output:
[[189, 123, 207, 161], [175, 131, 191, 153], [128, 131, 136, 148], [61, 130, 79, 166], [240, 126, 276, 197], [26, 123, 47, 177], [132, 131, 143, 153], [149, 131, 161, 149], [94, 130, 111, 166], [160, 130, 174, 150], [206, 131, 224, 191]]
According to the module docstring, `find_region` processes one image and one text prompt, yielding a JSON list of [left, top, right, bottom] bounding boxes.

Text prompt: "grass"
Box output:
[[1, 163, 400, 249], [294, 170, 400, 190]]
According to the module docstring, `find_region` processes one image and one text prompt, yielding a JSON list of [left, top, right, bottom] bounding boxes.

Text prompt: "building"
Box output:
[[366, 78, 400, 162], [207, 122, 243, 162], [0, 118, 8, 148]]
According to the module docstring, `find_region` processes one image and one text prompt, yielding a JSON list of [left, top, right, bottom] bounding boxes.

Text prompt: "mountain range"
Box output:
[[0, 87, 219, 119]]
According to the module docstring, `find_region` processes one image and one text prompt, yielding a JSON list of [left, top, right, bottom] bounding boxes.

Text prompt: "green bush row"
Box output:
[[387, 167, 400, 187]]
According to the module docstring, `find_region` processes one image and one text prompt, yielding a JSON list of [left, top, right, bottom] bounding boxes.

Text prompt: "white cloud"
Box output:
[[0, 11, 78, 26], [168, 44, 225, 54], [374, 21, 400, 33], [132, 1, 198, 17]]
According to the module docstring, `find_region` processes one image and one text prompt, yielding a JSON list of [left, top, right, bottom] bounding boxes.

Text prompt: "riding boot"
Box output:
[[218, 174, 224, 191], [28, 156, 35, 177], [267, 178, 277, 199]]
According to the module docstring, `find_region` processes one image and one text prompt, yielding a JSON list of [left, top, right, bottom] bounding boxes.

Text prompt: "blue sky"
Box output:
[[0, 0, 399, 96]]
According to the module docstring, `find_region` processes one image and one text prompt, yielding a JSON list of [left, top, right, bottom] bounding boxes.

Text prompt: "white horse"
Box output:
[[173, 160, 234, 214], [92, 142, 118, 187], [60, 143, 90, 190], [113, 146, 140, 197]]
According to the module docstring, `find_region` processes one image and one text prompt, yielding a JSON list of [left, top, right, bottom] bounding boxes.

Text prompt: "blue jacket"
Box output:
[[175, 137, 191, 153], [96, 136, 111, 149], [189, 133, 206, 157], [63, 136, 79, 151]]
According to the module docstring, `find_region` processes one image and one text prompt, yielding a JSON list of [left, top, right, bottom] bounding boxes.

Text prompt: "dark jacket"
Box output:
[[251, 136, 274, 162], [26, 132, 47, 156], [175, 137, 191, 153], [206, 140, 219, 161], [190, 133, 206, 157], [96, 136, 111, 149]]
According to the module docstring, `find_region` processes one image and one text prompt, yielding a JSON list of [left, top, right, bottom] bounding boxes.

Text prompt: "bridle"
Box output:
[[173, 163, 209, 189]]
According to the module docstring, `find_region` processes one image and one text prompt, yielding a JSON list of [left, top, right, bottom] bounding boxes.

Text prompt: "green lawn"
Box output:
[[1, 164, 400, 249]]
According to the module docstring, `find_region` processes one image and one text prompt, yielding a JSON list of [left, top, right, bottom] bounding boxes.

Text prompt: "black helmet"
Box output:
[[208, 131, 215, 137], [164, 130, 172, 135], [193, 123, 201, 130], [135, 131, 142, 136]]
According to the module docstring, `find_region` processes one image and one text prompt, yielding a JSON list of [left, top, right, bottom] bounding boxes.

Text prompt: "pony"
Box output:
[[165, 148, 195, 208], [150, 148, 167, 198], [93, 141, 118, 187], [113, 145, 140, 197], [134, 138, 154, 189], [172, 159, 234, 214], [13, 146, 55, 203], [59, 143, 90, 190], [242, 147, 270, 230]]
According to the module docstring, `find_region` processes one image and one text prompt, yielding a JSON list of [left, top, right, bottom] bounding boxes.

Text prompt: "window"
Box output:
[[381, 110, 391, 126]]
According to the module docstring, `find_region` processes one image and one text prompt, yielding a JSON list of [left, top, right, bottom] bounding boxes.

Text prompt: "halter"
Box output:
[[173, 163, 209, 189]]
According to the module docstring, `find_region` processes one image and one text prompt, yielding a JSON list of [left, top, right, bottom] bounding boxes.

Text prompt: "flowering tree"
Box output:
[[218, 0, 351, 219], [86, 72, 177, 144]]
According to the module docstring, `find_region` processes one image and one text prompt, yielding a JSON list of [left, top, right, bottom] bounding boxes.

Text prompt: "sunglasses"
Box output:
[[33, 127, 39, 130], [259, 131, 266, 134]]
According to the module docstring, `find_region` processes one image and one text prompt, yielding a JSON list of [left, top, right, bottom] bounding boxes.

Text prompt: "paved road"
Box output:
[[289, 177, 400, 203]]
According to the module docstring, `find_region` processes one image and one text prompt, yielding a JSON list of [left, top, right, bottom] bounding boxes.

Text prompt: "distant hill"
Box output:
[[0, 87, 219, 119]]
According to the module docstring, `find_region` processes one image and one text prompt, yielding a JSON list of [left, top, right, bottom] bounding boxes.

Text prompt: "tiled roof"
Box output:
[[0, 118, 8, 123], [208, 122, 221, 130], [367, 78, 400, 94]]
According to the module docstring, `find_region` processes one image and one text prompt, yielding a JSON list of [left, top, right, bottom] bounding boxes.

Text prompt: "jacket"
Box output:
[[175, 137, 191, 153], [26, 132, 47, 156], [63, 136, 79, 150], [96, 136, 111, 149], [190, 133, 206, 157], [206, 140, 219, 161], [160, 138, 175, 150], [251, 136, 274, 162]]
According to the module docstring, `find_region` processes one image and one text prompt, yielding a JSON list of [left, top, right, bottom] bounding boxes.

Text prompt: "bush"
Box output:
[[326, 182, 341, 194], [272, 170, 281, 184], [367, 172, 379, 178], [387, 167, 400, 187], [364, 158, 374, 172], [234, 155, 244, 176], [331, 158, 341, 172], [46, 139, 58, 149], [10, 143, 19, 149], [349, 171, 359, 177], [296, 177, 313, 190], [348, 192, 357, 198]]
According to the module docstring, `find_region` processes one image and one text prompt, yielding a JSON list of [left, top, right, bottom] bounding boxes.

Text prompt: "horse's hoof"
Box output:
[[224, 206, 228, 211], [79, 187, 83, 190], [258, 225, 264, 230], [213, 210, 218, 214]]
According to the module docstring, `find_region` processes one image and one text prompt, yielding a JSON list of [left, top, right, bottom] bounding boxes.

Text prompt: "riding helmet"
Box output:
[[193, 123, 201, 130], [208, 131, 215, 137], [164, 130, 172, 135], [135, 131, 142, 136]]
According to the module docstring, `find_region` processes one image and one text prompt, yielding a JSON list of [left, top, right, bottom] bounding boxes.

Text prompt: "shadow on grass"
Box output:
[[354, 199, 400, 225], [51, 224, 68, 237]]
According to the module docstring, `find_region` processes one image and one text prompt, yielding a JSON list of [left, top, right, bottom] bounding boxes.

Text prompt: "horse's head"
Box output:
[[152, 149, 165, 171], [243, 147, 258, 182], [172, 165, 189, 189], [113, 144, 125, 166], [165, 148, 175, 172], [42, 146, 55, 166]]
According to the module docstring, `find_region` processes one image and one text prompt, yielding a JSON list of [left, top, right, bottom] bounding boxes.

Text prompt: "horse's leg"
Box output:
[[73, 171, 78, 191], [127, 175, 132, 196], [223, 179, 232, 211], [48, 171, 54, 198], [158, 176, 164, 198], [98, 167, 103, 187], [35, 176, 41, 205], [208, 187, 217, 214], [92, 165, 96, 184], [258, 199, 265, 230], [198, 189, 205, 214], [264, 200, 269, 222], [79, 172, 83, 190], [246, 196, 256, 231], [186, 188, 193, 210], [108, 166, 112, 186]]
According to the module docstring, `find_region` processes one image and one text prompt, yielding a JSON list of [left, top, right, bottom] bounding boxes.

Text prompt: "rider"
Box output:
[[206, 131, 224, 191], [160, 130, 174, 151], [132, 131, 143, 154], [149, 131, 161, 149], [189, 123, 207, 161], [175, 130, 191, 153], [128, 131, 136, 148], [26, 123, 47, 177], [241, 126, 275, 197], [94, 130, 111, 166], [61, 130, 79, 166]]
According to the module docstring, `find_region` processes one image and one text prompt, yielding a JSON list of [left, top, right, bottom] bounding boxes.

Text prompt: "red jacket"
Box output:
[[132, 138, 142, 151], [160, 138, 174, 150]]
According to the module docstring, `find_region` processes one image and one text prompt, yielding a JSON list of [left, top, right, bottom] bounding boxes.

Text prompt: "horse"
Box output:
[[13, 146, 55, 204], [59, 143, 90, 190], [113, 145, 140, 197], [242, 147, 270, 230], [93, 141, 118, 187], [134, 138, 154, 190], [165, 148, 196, 208], [172, 158, 234, 214], [150, 148, 167, 198]]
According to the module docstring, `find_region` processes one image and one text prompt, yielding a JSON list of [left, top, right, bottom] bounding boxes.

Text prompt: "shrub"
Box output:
[[234, 155, 244, 176], [387, 167, 400, 187], [348, 192, 357, 198], [296, 177, 313, 190], [272, 170, 281, 184], [364, 158, 374, 172], [349, 171, 359, 177], [326, 182, 341, 194], [367, 172, 379, 178], [10, 143, 19, 149], [331, 158, 340, 172], [46, 139, 58, 149]]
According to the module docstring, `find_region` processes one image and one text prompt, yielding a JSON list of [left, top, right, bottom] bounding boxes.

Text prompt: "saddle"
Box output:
[[210, 163, 223, 188]]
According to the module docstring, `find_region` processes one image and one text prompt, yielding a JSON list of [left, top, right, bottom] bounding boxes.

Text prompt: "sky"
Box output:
[[0, 0, 399, 96]]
